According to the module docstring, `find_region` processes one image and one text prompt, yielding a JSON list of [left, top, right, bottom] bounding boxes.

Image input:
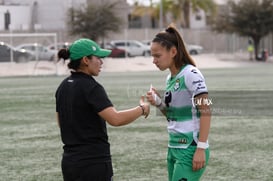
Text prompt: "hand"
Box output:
[[192, 148, 206, 171], [146, 87, 161, 106], [139, 96, 150, 118]]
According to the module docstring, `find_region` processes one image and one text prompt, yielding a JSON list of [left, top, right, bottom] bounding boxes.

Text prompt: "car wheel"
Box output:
[[16, 55, 28, 63], [49, 55, 55, 61], [189, 50, 198, 55], [119, 52, 126, 58], [143, 51, 150, 57]]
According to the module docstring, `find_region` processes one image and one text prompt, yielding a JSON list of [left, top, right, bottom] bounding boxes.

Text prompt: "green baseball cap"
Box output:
[[69, 38, 111, 61]]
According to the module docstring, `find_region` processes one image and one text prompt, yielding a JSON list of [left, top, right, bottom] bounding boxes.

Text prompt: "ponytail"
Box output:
[[57, 48, 81, 70], [58, 48, 70, 62]]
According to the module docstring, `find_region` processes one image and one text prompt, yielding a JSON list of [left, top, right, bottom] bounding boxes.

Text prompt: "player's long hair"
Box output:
[[152, 23, 196, 68]]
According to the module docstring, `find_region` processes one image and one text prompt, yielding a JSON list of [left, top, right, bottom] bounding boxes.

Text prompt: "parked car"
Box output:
[[0, 42, 34, 63], [110, 40, 150, 57], [142, 40, 202, 55], [16, 43, 57, 61], [142, 40, 152, 47], [47, 42, 71, 50], [186, 44, 203, 55], [104, 43, 126, 58]]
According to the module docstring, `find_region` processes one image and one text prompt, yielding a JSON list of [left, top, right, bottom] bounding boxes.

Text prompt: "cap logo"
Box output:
[[92, 46, 96, 51]]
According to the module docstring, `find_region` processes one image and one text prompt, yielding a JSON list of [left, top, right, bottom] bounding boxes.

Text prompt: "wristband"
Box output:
[[153, 94, 166, 110], [197, 141, 207, 149], [153, 92, 162, 106], [150, 85, 162, 106], [139, 105, 145, 115]]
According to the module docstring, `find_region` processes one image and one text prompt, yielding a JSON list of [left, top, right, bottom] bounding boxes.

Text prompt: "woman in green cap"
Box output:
[[55, 38, 150, 181]]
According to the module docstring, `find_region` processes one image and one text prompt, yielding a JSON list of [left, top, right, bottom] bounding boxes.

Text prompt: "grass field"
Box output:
[[0, 62, 273, 181]]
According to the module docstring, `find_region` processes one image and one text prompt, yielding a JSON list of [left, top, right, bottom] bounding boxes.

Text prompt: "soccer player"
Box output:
[[146, 24, 211, 181]]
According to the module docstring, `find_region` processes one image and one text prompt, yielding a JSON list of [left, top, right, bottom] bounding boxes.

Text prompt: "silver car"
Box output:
[[0, 42, 34, 63], [186, 44, 203, 55], [16, 43, 57, 61], [110, 40, 150, 57]]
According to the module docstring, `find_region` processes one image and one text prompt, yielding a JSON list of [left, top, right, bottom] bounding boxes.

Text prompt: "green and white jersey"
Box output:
[[163, 64, 208, 149]]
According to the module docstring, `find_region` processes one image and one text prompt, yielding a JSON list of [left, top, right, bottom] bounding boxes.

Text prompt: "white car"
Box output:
[[47, 42, 71, 50], [186, 44, 203, 55], [143, 40, 202, 55], [110, 40, 150, 57], [16, 43, 57, 61]]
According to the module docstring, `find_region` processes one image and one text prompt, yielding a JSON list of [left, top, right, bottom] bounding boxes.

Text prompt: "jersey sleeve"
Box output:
[[87, 84, 113, 113], [55, 78, 66, 113], [185, 67, 208, 97]]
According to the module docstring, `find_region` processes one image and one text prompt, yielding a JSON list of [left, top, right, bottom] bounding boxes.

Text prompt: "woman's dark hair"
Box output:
[[58, 48, 81, 70], [152, 23, 196, 68]]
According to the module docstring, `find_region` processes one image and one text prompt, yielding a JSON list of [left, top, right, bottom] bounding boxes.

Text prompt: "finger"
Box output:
[[144, 105, 150, 118], [193, 163, 201, 171], [146, 92, 153, 100], [144, 111, 150, 118], [193, 162, 205, 171], [192, 162, 197, 171], [145, 114, 148, 118], [197, 163, 203, 170], [192, 160, 200, 171], [147, 96, 154, 103]]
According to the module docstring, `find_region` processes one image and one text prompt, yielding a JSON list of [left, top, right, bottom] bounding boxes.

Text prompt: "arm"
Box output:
[[197, 93, 211, 143], [192, 93, 211, 171], [56, 112, 60, 128], [98, 96, 150, 127]]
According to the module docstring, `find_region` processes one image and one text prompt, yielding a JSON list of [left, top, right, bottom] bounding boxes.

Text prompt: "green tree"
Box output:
[[131, 0, 180, 27], [67, 2, 123, 41], [155, 0, 217, 28], [168, 0, 217, 28], [213, 0, 273, 60], [130, 0, 216, 28]]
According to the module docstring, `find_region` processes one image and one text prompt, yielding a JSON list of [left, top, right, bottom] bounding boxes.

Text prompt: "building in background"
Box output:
[[0, 0, 128, 32], [0, 4, 32, 31], [0, 0, 86, 31], [0, 0, 215, 32], [0, 0, 230, 32]]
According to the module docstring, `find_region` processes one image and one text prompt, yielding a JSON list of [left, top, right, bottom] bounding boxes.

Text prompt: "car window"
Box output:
[[58, 45, 69, 49], [23, 45, 45, 52], [115, 42, 125, 46], [0, 46, 4, 53], [49, 43, 70, 50], [130, 42, 140, 48], [37, 46, 44, 51], [105, 44, 114, 49], [0, 45, 9, 51], [21, 46, 33, 51]]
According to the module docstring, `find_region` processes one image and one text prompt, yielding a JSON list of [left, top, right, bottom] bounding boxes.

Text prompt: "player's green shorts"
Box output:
[[167, 146, 210, 181]]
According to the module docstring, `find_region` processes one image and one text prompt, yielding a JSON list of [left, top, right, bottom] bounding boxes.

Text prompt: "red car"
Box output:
[[105, 43, 126, 58]]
